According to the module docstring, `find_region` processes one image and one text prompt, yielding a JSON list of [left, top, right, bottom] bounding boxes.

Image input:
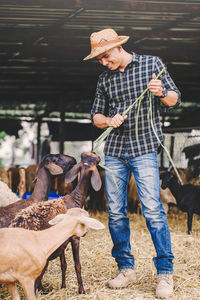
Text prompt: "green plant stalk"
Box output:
[[92, 67, 166, 152], [148, 91, 183, 185], [135, 97, 143, 141]]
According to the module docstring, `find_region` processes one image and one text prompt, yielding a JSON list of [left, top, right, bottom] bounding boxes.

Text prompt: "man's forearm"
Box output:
[[93, 114, 111, 129], [160, 91, 178, 107], [93, 113, 127, 129]]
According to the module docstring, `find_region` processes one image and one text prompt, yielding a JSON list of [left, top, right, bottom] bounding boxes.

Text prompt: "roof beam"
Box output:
[[1, 1, 200, 14], [134, 11, 200, 44]]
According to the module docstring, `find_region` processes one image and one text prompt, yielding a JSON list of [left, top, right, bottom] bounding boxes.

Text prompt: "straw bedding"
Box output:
[[0, 212, 200, 300]]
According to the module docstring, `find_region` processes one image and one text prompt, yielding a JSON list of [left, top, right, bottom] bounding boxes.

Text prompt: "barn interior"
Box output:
[[0, 0, 200, 165], [0, 3, 200, 299]]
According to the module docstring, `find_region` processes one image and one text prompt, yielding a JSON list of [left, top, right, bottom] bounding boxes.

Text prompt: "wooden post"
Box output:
[[59, 98, 65, 154], [170, 135, 175, 162], [36, 118, 42, 164], [7, 170, 12, 190], [18, 167, 26, 199]]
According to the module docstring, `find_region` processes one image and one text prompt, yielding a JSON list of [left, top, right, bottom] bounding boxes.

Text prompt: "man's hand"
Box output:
[[107, 113, 127, 128], [148, 73, 163, 97]]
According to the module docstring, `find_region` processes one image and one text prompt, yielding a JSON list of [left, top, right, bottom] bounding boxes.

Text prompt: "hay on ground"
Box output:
[[0, 212, 200, 299]]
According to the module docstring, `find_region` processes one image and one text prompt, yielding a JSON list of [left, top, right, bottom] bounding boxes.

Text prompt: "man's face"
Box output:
[[96, 47, 121, 71]]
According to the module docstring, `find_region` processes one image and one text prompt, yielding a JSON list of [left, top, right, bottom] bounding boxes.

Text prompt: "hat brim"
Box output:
[[83, 36, 129, 61]]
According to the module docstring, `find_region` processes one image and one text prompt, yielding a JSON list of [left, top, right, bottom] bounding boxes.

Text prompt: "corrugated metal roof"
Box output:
[[0, 0, 199, 128]]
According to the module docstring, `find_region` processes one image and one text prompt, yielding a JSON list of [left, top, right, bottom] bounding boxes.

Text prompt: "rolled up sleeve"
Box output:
[[154, 56, 181, 110]]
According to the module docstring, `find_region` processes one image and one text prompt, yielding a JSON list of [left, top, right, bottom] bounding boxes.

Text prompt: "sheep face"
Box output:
[[41, 154, 77, 175], [48, 207, 105, 237], [160, 172, 175, 189], [81, 153, 102, 191], [81, 152, 101, 167], [65, 152, 102, 191]]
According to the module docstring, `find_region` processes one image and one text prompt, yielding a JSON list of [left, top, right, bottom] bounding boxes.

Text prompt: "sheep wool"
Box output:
[[10, 197, 69, 230], [0, 180, 20, 207]]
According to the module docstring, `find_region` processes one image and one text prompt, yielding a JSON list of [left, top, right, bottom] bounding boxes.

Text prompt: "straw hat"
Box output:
[[83, 28, 129, 61]]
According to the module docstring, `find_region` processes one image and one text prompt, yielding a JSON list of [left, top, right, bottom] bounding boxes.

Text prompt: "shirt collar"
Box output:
[[131, 52, 140, 64]]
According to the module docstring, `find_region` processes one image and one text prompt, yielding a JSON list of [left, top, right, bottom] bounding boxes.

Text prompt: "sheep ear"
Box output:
[[91, 167, 102, 191], [49, 214, 65, 225], [65, 162, 82, 183], [45, 163, 64, 175], [66, 207, 89, 217], [79, 216, 105, 230]]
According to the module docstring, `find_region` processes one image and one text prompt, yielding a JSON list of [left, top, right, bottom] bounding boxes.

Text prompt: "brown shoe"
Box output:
[[156, 274, 173, 298], [107, 269, 136, 289]]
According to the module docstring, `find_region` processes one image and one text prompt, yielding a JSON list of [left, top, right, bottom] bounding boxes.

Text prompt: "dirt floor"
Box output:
[[0, 212, 200, 300]]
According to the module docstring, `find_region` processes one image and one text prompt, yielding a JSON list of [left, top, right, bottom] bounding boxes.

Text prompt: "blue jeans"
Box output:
[[105, 152, 174, 274]]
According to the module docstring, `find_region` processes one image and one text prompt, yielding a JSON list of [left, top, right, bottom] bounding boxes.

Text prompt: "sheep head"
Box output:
[[160, 171, 176, 189], [39, 154, 77, 176], [48, 207, 105, 237], [65, 152, 102, 191]]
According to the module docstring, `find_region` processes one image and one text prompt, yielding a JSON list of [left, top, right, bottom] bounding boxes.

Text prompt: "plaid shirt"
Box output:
[[91, 52, 181, 158]]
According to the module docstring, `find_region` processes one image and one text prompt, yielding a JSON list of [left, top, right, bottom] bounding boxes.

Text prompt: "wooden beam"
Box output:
[[36, 117, 42, 164], [59, 98, 65, 154], [0, 27, 199, 40], [1, 0, 200, 14]]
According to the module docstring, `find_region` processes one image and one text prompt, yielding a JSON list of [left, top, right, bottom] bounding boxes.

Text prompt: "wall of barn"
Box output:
[[161, 130, 200, 168], [0, 119, 200, 170]]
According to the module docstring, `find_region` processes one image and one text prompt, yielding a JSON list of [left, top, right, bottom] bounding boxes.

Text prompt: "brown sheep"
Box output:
[[0, 154, 76, 228], [10, 152, 102, 294]]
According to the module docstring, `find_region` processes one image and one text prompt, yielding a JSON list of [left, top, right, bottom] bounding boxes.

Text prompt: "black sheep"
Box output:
[[160, 171, 200, 234]]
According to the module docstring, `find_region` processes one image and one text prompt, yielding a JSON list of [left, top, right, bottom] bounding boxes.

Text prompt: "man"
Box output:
[[84, 28, 180, 298]]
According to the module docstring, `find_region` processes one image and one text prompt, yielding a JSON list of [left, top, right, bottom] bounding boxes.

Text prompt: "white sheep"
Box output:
[[0, 180, 19, 206], [0, 207, 104, 300]]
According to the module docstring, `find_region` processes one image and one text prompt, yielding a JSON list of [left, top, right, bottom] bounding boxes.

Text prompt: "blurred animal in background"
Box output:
[[160, 171, 200, 234], [87, 168, 142, 214], [0, 180, 20, 206]]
